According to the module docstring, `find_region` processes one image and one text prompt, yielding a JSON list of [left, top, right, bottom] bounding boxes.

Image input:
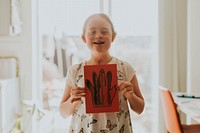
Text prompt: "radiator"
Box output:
[[0, 57, 20, 133], [0, 56, 18, 79]]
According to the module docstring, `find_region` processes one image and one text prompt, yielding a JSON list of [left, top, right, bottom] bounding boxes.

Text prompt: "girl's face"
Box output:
[[82, 16, 116, 55]]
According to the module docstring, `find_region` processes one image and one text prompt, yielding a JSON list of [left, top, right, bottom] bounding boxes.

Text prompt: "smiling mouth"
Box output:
[[93, 41, 105, 45]]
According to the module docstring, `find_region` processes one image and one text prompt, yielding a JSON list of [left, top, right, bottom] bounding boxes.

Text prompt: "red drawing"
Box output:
[[84, 64, 119, 113]]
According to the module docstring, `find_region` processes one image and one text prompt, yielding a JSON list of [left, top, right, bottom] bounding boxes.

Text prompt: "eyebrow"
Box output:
[[88, 27, 96, 30], [88, 27, 109, 30], [102, 28, 109, 30]]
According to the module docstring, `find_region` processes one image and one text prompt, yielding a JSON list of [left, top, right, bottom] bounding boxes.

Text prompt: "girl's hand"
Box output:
[[117, 76, 145, 114], [118, 81, 134, 98], [70, 87, 86, 103]]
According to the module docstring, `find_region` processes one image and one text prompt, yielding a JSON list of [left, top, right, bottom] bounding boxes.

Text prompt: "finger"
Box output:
[[70, 88, 76, 96], [71, 98, 81, 103], [73, 91, 86, 97], [126, 87, 132, 91], [121, 86, 134, 97], [70, 93, 84, 103], [73, 87, 86, 93], [74, 89, 86, 94], [120, 84, 133, 92], [124, 90, 134, 97], [73, 93, 86, 97], [70, 87, 86, 96], [118, 81, 132, 91], [71, 91, 86, 99], [122, 87, 131, 93]]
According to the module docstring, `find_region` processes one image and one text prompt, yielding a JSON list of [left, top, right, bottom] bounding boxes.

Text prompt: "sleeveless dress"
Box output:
[[66, 57, 135, 133]]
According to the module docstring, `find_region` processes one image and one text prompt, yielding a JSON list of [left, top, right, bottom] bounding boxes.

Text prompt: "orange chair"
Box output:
[[159, 86, 200, 133]]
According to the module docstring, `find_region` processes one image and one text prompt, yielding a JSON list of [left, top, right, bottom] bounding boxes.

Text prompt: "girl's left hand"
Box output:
[[118, 81, 134, 98]]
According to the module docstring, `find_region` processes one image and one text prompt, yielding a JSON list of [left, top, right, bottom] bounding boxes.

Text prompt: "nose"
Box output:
[[95, 32, 102, 39]]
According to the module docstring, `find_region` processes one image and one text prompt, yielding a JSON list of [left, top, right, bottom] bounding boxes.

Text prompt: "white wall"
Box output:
[[158, 0, 187, 132], [0, 0, 32, 100], [187, 0, 200, 94], [1, 0, 199, 132], [0, 0, 10, 35], [1, 1, 45, 132]]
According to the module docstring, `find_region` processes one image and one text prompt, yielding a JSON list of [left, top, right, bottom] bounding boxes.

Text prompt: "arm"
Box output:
[[59, 84, 85, 118], [118, 75, 145, 114]]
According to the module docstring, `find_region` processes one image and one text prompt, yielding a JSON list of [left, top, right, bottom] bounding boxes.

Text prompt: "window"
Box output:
[[38, 0, 158, 133]]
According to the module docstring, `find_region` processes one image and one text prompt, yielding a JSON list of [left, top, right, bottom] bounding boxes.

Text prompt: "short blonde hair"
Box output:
[[82, 13, 116, 35]]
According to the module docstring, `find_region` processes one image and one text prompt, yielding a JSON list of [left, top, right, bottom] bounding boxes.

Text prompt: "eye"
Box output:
[[102, 30, 109, 35], [88, 30, 96, 35]]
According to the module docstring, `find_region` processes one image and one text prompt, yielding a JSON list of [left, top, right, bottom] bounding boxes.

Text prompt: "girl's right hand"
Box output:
[[70, 87, 86, 103]]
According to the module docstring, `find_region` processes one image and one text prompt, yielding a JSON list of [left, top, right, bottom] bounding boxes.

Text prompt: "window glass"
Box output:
[[38, 0, 157, 133], [111, 0, 154, 36], [39, 1, 100, 133], [111, 1, 156, 132], [39, 0, 100, 35]]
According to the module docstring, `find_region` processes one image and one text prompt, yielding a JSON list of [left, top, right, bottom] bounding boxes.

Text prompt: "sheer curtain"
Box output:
[[158, 0, 187, 132]]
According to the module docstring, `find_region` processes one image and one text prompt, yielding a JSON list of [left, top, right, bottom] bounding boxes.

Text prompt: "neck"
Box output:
[[87, 54, 112, 65]]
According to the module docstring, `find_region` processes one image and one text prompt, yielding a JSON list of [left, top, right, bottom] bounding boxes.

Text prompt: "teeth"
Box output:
[[94, 42, 104, 44]]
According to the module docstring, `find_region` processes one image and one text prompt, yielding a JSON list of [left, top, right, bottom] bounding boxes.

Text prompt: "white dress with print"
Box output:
[[66, 57, 135, 133]]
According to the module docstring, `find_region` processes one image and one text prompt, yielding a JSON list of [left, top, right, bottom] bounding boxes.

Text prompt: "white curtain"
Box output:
[[159, 0, 187, 91], [158, 0, 187, 132]]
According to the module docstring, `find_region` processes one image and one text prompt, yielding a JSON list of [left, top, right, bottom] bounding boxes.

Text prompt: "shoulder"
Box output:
[[113, 57, 136, 81], [113, 57, 134, 70], [66, 62, 84, 78], [66, 62, 84, 86], [68, 62, 84, 72]]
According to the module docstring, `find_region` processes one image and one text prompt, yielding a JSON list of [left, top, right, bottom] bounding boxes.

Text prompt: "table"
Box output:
[[173, 93, 200, 123]]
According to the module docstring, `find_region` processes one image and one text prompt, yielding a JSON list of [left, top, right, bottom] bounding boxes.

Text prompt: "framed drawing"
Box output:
[[84, 64, 119, 113]]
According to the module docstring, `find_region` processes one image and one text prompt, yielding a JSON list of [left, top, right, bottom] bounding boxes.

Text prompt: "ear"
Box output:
[[112, 33, 116, 42], [81, 35, 86, 43]]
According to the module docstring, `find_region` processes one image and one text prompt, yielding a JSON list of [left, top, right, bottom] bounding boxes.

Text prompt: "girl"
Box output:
[[59, 13, 145, 133]]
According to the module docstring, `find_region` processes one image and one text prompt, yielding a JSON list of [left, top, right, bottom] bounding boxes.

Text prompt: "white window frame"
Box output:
[[33, 0, 159, 133]]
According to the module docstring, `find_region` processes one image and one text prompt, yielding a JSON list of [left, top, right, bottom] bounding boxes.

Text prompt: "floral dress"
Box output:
[[66, 57, 135, 133]]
